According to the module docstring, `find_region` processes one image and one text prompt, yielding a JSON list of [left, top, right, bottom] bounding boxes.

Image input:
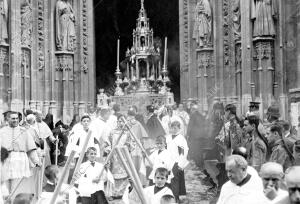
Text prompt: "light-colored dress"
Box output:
[[0, 126, 37, 180]]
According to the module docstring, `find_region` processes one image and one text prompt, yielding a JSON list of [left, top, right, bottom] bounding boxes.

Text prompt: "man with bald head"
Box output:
[[260, 162, 288, 202], [275, 166, 300, 204], [217, 155, 269, 204]]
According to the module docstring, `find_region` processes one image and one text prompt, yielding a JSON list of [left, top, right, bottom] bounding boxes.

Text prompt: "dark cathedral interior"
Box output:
[[93, 0, 181, 101]]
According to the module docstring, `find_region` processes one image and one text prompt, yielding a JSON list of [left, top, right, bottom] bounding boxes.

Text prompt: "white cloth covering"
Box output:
[[89, 117, 111, 145], [161, 115, 185, 135], [144, 185, 174, 204], [65, 124, 101, 158], [217, 174, 271, 204], [147, 149, 175, 183], [165, 134, 189, 169], [76, 161, 108, 197]]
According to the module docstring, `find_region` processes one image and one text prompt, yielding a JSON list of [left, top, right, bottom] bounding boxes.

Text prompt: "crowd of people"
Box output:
[[0, 102, 192, 204], [0, 100, 300, 204], [211, 102, 300, 204]]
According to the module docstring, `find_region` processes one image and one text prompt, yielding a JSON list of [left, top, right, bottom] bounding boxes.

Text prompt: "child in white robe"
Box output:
[[166, 121, 189, 203], [76, 147, 109, 204], [144, 167, 174, 204], [126, 167, 174, 204], [147, 135, 174, 185]]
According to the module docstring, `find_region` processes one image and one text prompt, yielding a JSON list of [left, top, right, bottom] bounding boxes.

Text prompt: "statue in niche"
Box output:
[[251, 0, 278, 37], [232, 0, 241, 41], [192, 0, 212, 48], [21, 0, 33, 47], [56, 0, 76, 52], [0, 0, 8, 45]]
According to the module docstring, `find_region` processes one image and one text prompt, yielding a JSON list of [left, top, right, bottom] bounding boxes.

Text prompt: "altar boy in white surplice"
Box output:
[[144, 167, 174, 204], [147, 135, 174, 185], [165, 121, 189, 203]]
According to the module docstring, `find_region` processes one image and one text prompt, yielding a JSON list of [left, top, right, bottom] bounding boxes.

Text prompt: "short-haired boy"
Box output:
[[166, 121, 189, 202], [144, 167, 174, 204], [77, 147, 109, 204]]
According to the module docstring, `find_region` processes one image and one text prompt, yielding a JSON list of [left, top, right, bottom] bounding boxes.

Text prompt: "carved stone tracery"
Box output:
[[21, 0, 33, 48], [37, 0, 45, 70], [56, 54, 73, 72], [181, 0, 189, 74], [81, 0, 88, 73]]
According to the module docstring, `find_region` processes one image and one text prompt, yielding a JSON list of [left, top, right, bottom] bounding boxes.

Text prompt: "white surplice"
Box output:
[[217, 175, 271, 204], [144, 185, 174, 204], [165, 134, 189, 169], [147, 149, 175, 183], [65, 124, 101, 158]]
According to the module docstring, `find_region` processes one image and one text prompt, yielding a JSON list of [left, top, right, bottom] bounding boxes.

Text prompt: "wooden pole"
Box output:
[[122, 147, 148, 204], [50, 151, 76, 204], [96, 127, 127, 180], [5, 177, 25, 202], [120, 116, 153, 167], [38, 138, 47, 198], [55, 135, 58, 165], [115, 148, 145, 203], [70, 131, 92, 185]]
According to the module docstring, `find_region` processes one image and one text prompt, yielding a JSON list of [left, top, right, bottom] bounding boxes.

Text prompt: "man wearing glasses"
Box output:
[[259, 162, 288, 203]]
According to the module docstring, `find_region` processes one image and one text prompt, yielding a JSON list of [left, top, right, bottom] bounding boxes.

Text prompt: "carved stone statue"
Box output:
[[56, 0, 76, 52], [232, 0, 241, 41], [21, 0, 33, 47], [251, 0, 278, 37], [0, 0, 8, 45], [192, 0, 212, 48]]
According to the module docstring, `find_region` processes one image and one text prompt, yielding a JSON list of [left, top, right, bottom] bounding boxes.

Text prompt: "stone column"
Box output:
[[0, 46, 9, 114], [196, 48, 213, 111], [213, 0, 224, 102], [289, 1, 300, 127], [10, 0, 23, 112], [240, 0, 252, 114], [179, 0, 191, 101]]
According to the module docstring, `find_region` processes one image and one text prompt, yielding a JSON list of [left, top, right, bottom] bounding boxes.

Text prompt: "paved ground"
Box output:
[[109, 161, 218, 204]]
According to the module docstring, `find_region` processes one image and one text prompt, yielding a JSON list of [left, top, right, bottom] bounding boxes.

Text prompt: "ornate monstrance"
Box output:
[[98, 0, 174, 111]]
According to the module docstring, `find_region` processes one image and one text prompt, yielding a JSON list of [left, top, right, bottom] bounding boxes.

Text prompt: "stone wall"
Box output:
[[0, 0, 96, 123], [179, 0, 298, 119]]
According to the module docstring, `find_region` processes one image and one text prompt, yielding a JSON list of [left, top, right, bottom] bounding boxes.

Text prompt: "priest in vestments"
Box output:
[[145, 105, 165, 151], [127, 109, 149, 185], [217, 155, 269, 204], [0, 111, 41, 200]]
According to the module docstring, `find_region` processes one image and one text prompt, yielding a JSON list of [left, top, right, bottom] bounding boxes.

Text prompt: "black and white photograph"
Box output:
[[0, 0, 300, 203]]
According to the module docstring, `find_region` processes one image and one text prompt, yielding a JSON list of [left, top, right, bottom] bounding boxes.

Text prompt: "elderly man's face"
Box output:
[[8, 113, 19, 128], [261, 172, 281, 191], [226, 160, 246, 184]]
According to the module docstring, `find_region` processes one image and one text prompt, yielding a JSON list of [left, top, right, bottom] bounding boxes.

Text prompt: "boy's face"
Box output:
[[170, 125, 180, 135], [154, 172, 167, 188], [156, 140, 166, 151], [87, 150, 97, 162]]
